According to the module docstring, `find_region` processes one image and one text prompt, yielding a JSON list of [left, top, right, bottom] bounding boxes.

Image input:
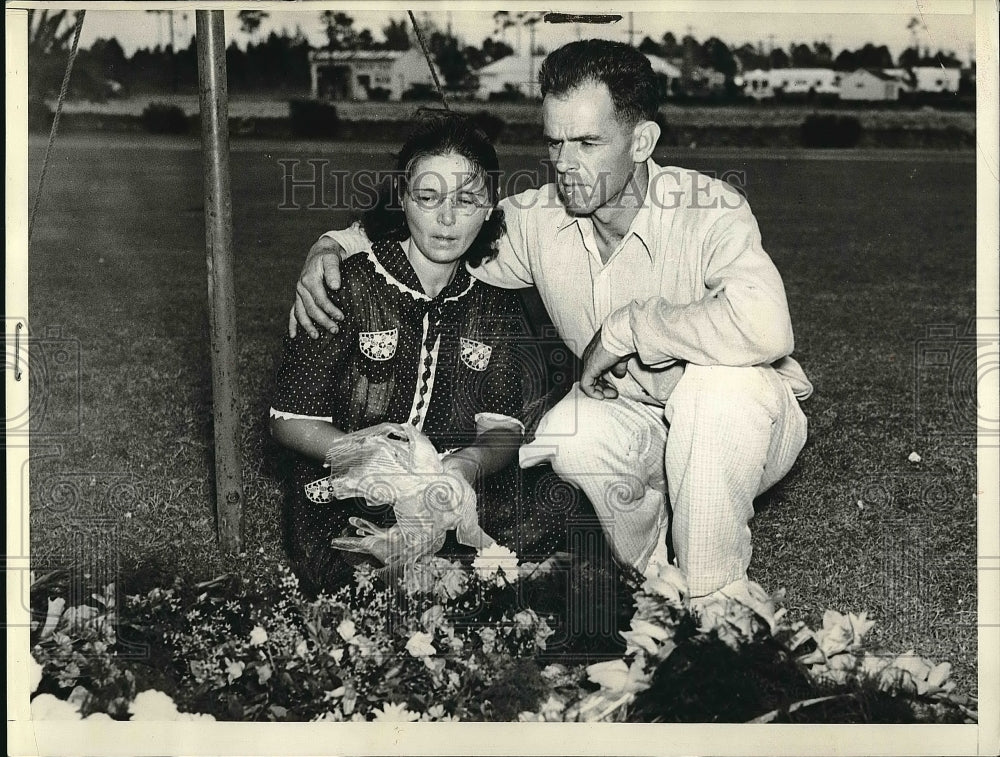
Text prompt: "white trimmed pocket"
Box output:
[[304, 475, 336, 504], [460, 337, 493, 372], [359, 328, 398, 361]]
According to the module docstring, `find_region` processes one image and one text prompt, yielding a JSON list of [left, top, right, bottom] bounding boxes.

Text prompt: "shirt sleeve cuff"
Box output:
[[321, 221, 370, 256], [269, 407, 333, 423], [475, 412, 525, 436], [601, 304, 635, 357]]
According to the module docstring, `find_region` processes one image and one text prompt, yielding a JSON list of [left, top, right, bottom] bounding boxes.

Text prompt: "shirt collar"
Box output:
[[555, 159, 658, 260], [371, 239, 473, 303]]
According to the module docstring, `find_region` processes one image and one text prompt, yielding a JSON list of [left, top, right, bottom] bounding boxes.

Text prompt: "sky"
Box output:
[[24, 1, 978, 64]]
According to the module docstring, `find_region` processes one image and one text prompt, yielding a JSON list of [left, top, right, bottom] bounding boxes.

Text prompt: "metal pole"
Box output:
[[196, 10, 243, 553]]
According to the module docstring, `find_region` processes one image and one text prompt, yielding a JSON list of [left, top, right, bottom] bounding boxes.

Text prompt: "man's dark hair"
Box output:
[[539, 39, 659, 124], [362, 112, 505, 268]]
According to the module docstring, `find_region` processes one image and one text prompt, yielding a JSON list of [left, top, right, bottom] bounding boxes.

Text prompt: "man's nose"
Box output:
[[554, 143, 577, 173]]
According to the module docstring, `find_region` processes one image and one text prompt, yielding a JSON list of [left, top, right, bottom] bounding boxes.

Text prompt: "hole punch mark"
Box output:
[[15, 322, 23, 381]]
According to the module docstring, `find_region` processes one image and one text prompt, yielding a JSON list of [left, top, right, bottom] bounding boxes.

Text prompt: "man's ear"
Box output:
[[631, 119, 661, 162]]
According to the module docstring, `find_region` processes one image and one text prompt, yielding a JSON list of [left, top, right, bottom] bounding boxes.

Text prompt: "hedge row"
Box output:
[[33, 101, 975, 150]]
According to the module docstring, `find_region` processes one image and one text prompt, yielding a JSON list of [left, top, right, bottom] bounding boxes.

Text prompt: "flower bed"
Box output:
[[29, 548, 976, 723]]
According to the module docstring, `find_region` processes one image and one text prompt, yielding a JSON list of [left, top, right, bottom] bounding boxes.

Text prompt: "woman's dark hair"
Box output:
[[361, 112, 506, 268], [539, 39, 659, 124]]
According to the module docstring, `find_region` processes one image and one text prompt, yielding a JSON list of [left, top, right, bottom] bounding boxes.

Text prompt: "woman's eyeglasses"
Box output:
[[406, 188, 490, 216]]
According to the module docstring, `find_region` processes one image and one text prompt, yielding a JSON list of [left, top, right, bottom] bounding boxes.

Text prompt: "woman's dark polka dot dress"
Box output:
[[271, 239, 568, 594]]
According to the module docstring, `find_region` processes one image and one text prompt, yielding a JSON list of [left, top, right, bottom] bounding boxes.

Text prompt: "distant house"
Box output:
[[309, 49, 441, 101], [882, 68, 916, 91], [911, 66, 961, 93], [839, 69, 904, 101], [474, 52, 684, 102], [644, 54, 682, 98], [740, 68, 840, 99], [473, 54, 541, 100]]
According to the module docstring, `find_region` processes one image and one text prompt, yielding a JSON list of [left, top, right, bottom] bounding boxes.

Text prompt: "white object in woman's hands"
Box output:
[[326, 424, 494, 568]]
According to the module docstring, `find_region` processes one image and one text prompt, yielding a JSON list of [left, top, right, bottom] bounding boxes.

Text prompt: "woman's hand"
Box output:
[[440, 451, 482, 486], [288, 236, 347, 339]]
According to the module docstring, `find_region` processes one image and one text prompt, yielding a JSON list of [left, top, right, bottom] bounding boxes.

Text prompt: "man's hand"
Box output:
[[288, 236, 347, 339], [580, 327, 632, 400]]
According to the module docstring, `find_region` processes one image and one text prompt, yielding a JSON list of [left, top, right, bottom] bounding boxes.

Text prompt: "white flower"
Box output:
[[29, 656, 43, 694], [225, 659, 245, 682], [477, 626, 497, 654], [539, 694, 567, 721], [30, 693, 82, 720], [641, 561, 688, 606], [405, 631, 437, 658], [630, 617, 671, 642], [177, 712, 216, 721], [908, 451, 922, 463], [40, 597, 66, 639], [541, 663, 567, 680], [256, 663, 273, 685], [847, 611, 876, 644], [513, 609, 537, 630], [336, 619, 356, 641], [129, 689, 180, 720], [328, 647, 344, 664], [249, 625, 268, 646], [472, 543, 520, 582], [585, 658, 650, 696], [372, 702, 420, 722], [420, 605, 446, 633], [621, 617, 667, 657], [921, 662, 956, 696], [424, 704, 447, 720], [294, 639, 309, 658]]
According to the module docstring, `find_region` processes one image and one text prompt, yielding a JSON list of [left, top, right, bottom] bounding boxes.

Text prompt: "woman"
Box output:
[[270, 115, 557, 594]]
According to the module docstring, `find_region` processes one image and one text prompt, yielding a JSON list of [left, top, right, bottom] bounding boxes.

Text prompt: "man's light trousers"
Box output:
[[520, 364, 808, 597]]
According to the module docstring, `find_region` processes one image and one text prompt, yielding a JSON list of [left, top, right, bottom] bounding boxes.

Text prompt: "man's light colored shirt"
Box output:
[[324, 158, 812, 405]]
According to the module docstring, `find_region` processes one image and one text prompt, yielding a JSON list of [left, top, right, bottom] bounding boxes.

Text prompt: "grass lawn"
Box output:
[[26, 134, 978, 696]]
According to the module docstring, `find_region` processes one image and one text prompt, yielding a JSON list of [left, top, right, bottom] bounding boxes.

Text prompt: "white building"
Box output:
[[839, 69, 905, 101], [473, 54, 541, 100], [911, 66, 961, 93], [474, 52, 683, 101], [740, 68, 840, 99], [309, 49, 441, 101]]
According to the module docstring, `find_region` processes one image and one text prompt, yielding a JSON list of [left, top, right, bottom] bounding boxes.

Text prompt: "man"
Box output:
[[289, 40, 812, 599]]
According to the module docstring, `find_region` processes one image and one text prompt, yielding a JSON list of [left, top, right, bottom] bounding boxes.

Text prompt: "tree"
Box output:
[[429, 30, 471, 90], [733, 42, 766, 72], [237, 10, 268, 43], [897, 46, 920, 68], [661, 31, 681, 59], [638, 36, 664, 56], [91, 37, 127, 83], [356, 28, 375, 50], [681, 34, 706, 67], [481, 38, 513, 64], [703, 37, 736, 78], [854, 43, 893, 69], [834, 48, 858, 71], [28, 9, 112, 100], [812, 41, 833, 67], [320, 11, 356, 50], [382, 18, 411, 50], [789, 43, 817, 67], [769, 47, 790, 69]]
